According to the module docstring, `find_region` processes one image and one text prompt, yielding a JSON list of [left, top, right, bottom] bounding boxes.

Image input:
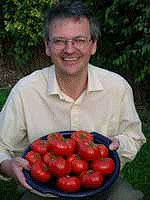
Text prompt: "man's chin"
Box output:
[[60, 65, 82, 76]]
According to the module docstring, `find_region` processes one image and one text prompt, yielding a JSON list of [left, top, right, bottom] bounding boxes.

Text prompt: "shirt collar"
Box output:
[[87, 64, 104, 92], [47, 64, 104, 95], [48, 65, 60, 95]]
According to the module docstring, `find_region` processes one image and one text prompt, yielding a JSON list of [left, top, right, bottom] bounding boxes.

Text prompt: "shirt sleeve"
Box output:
[[0, 87, 28, 165], [115, 83, 146, 168]]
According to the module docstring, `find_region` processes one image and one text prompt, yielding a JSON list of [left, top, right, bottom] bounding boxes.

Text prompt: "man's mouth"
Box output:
[[63, 57, 79, 61]]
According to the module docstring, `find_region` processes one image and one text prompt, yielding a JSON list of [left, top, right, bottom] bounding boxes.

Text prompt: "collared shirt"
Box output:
[[0, 64, 146, 169]]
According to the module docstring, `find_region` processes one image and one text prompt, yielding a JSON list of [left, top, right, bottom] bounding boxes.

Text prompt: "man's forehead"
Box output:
[[48, 17, 91, 38], [50, 17, 89, 28]]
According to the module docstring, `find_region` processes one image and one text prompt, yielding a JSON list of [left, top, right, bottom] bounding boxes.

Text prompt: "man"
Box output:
[[0, 1, 146, 200]]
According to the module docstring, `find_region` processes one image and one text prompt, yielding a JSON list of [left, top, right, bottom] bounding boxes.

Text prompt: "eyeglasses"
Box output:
[[48, 36, 92, 50]]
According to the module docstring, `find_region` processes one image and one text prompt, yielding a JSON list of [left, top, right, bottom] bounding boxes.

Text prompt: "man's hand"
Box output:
[[0, 157, 32, 190], [109, 137, 120, 151]]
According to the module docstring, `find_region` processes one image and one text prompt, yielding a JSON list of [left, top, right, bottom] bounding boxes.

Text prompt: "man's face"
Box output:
[[44, 17, 97, 76]]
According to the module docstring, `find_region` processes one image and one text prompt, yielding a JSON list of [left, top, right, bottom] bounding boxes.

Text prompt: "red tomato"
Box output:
[[71, 130, 93, 143], [31, 161, 51, 183], [71, 159, 89, 175], [56, 176, 81, 193], [31, 139, 48, 155], [66, 138, 76, 156], [67, 154, 78, 165], [48, 138, 76, 157], [91, 157, 115, 175], [48, 157, 71, 177], [25, 150, 42, 165], [43, 152, 58, 165], [47, 132, 64, 143], [97, 144, 109, 158], [67, 154, 88, 175], [78, 142, 100, 161], [80, 170, 104, 189]]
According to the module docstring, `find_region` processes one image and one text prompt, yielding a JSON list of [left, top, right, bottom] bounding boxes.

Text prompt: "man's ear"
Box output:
[[44, 39, 51, 56], [91, 40, 97, 55]]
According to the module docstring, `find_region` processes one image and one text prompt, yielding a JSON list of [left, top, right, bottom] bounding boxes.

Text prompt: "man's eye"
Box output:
[[53, 39, 65, 45], [74, 39, 86, 43]]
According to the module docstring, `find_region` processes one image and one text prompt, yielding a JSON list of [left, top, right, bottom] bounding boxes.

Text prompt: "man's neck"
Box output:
[[56, 70, 88, 100]]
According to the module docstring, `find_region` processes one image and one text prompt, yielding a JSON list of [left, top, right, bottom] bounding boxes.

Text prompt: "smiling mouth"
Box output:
[[63, 57, 79, 61]]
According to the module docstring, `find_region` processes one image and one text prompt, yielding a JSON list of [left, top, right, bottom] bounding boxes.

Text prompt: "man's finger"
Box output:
[[109, 138, 120, 150]]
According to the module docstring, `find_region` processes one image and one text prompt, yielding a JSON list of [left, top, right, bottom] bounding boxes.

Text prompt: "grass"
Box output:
[[0, 88, 149, 200]]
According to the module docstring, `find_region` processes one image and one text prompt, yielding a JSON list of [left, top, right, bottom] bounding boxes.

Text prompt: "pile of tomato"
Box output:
[[25, 130, 115, 193]]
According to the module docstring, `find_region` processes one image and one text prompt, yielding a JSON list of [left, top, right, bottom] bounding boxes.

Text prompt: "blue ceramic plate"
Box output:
[[22, 131, 120, 198]]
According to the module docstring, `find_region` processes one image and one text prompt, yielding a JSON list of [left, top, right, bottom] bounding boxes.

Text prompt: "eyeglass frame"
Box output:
[[47, 36, 93, 50]]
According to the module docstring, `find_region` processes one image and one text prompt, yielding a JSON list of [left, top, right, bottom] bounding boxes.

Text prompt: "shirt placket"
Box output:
[[70, 103, 80, 131]]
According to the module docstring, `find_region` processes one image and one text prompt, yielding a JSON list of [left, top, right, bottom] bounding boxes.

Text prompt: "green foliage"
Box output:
[[2, 0, 57, 66], [0, 180, 19, 200], [1, 0, 149, 82], [0, 88, 10, 110], [122, 127, 150, 200], [92, 0, 150, 83]]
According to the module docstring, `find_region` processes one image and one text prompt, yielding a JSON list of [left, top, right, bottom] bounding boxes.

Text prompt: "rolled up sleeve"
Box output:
[[115, 84, 146, 168], [0, 87, 28, 165]]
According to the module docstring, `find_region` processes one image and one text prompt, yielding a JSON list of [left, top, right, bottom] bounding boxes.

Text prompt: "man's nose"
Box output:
[[63, 41, 76, 53]]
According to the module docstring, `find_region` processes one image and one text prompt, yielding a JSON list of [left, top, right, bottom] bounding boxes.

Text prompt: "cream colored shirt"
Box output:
[[0, 64, 146, 169]]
